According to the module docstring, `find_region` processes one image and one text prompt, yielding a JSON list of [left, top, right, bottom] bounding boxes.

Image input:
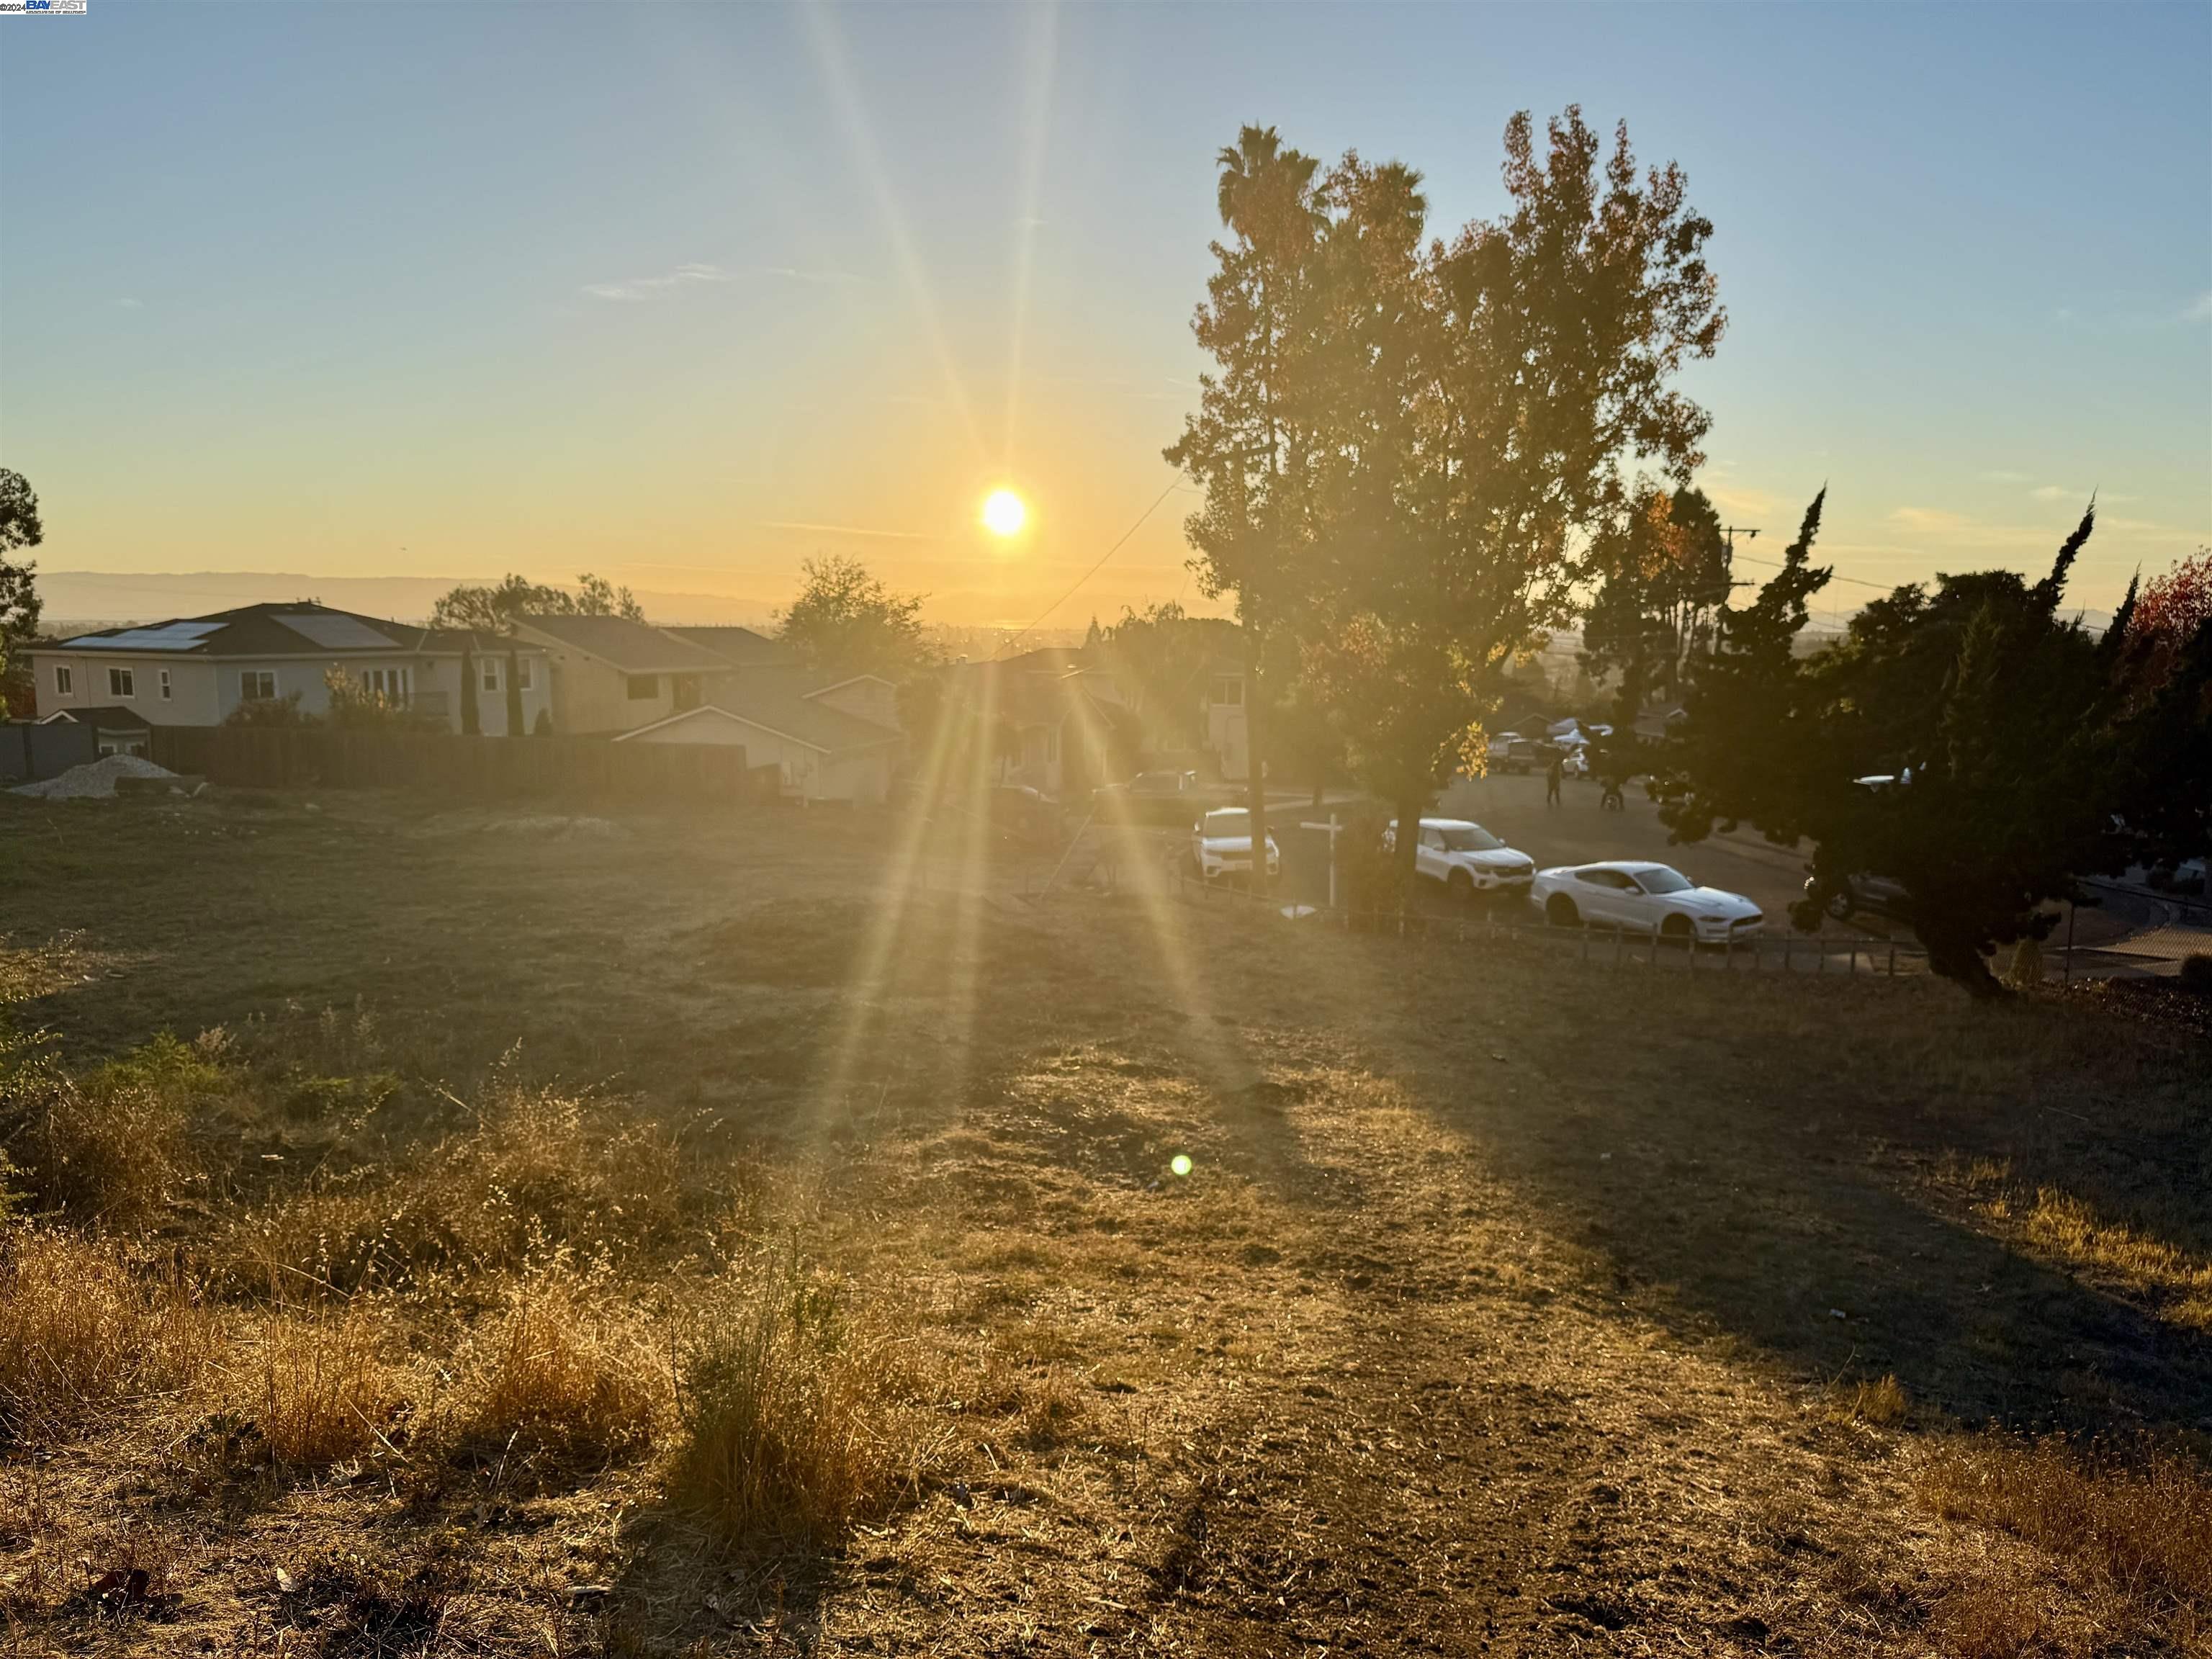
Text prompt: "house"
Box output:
[[1202, 656, 1251, 781], [612, 689, 902, 804], [512, 613, 749, 736], [939, 647, 1131, 799], [38, 704, 153, 757], [29, 603, 551, 734]]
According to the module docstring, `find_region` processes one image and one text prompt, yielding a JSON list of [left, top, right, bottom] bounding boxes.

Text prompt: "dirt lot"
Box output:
[[1, 787, 2208, 1656]]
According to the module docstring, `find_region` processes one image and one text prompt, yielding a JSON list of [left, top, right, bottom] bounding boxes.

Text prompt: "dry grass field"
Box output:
[[1, 786, 2208, 1657]]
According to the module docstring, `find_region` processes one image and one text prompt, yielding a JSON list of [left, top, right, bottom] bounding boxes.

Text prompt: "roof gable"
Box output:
[[514, 614, 734, 674]]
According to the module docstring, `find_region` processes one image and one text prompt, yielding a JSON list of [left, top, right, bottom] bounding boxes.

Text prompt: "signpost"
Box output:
[[1301, 811, 1348, 910]]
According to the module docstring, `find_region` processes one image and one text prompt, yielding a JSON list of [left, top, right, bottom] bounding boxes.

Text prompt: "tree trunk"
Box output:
[[1244, 618, 1267, 891], [1922, 925, 2008, 999], [1394, 791, 1424, 912], [459, 644, 480, 737]]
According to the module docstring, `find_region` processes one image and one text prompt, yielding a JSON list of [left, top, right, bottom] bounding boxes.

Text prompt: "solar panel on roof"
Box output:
[[276, 613, 400, 649], [71, 622, 225, 651]]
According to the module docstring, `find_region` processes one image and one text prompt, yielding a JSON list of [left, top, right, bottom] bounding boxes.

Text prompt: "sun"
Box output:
[[981, 488, 1028, 537]]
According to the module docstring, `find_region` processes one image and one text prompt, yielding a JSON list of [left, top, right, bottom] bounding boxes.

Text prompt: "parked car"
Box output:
[[1530, 860, 1764, 944], [2146, 858, 2208, 896], [1094, 769, 1214, 824], [1804, 870, 1913, 922], [1385, 818, 1536, 902], [1191, 806, 1280, 884], [1486, 733, 1542, 774]]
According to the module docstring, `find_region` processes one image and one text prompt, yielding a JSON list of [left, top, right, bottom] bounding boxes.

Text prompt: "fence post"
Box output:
[[1887, 943, 1897, 977], [1581, 927, 1590, 963], [1783, 933, 1791, 974], [1614, 926, 1624, 967]]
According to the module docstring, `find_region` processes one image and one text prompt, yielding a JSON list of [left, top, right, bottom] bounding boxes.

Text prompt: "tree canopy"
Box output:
[[0, 468, 45, 718], [776, 556, 930, 680], [429, 572, 643, 634]]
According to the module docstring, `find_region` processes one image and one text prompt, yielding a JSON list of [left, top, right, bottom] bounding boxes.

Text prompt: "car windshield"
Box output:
[[1439, 825, 1503, 852], [1636, 868, 1693, 895], [1134, 773, 1181, 791], [1203, 810, 1249, 837]]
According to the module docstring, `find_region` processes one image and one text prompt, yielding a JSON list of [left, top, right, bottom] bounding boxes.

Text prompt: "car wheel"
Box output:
[[1448, 869, 1476, 905], [1660, 913, 1694, 945], [1824, 883, 1856, 922], [1546, 894, 1581, 929]]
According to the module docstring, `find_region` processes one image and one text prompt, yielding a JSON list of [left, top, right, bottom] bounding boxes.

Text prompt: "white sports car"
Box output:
[[1529, 860, 1764, 944], [1191, 807, 1281, 883], [1385, 818, 1536, 901]]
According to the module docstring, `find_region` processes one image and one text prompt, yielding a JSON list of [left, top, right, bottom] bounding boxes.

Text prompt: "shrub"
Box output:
[[2180, 953, 2212, 994], [668, 1251, 938, 1544], [0, 1223, 215, 1438]]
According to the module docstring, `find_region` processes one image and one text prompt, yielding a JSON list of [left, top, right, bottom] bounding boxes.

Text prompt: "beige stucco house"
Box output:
[[30, 603, 550, 734]]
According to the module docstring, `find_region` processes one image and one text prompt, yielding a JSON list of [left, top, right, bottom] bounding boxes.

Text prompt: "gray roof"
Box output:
[[666, 626, 793, 666], [616, 682, 901, 754], [40, 603, 541, 660], [515, 613, 734, 674]]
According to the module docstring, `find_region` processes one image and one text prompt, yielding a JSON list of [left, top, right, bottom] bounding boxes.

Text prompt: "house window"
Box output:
[[109, 667, 135, 698], [158, 668, 172, 701], [54, 665, 71, 696], [1211, 676, 1243, 706], [515, 657, 533, 691], [240, 670, 277, 701], [626, 674, 659, 701], [361, 667, 410, 703], [673, 674, 701, 711], [481, 660, 500, 694]]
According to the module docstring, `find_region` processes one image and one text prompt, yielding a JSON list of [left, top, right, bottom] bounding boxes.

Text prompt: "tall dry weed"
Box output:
[[437, 1262, 665, 1461], [669, 1249, 940, 1544], [251, 1303, 397, 1467], [1920, 1434, 2212, 1644], [0, 1223, 215, 1437]]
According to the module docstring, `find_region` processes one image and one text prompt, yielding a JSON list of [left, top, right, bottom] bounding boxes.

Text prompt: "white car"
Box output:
[[1192, 807, 1281, 883], [1386, 818, 1536, 902], [1529, 860, 1764, 944]]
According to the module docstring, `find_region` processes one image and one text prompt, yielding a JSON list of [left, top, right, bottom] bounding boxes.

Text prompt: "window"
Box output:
[[109, 667, 135, 698], [1210, 676, 1243, 706], [240, 670, 277, 701], [626, 674, 659, 701], [361, 667, 410, 703], [673, 674, 701, 711], [158, 668, 172, 701], [480, 660, 500, 694], [54, 665, 72, 696], [515, 657, 533, 691]]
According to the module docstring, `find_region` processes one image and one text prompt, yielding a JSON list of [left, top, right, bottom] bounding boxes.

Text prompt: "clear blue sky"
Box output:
[[3, 1, 2206, 625]]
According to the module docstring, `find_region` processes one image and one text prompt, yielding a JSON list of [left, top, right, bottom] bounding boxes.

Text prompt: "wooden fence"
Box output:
[[147, 726, 781, 806]]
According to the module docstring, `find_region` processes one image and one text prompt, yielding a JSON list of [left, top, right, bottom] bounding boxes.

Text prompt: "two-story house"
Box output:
[[30, 603, 551, 734]]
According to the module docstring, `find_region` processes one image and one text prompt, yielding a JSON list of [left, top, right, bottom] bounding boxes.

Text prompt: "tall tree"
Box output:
[[1657, 500, 2147, 998], [1164, 124, 1326, 882], [0, 468, 45, 719], [1300, 112, 1725, 895], [1578, 487, 1685, 729], [778, 556, 929, 680], [430, 572, 643, 634]]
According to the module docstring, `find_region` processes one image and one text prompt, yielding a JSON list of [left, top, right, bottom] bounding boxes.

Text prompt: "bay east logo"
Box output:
[[1, 0, 91, 14]]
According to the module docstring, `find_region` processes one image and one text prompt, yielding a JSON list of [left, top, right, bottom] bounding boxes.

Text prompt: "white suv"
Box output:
[[1387, 818, 1536, 902]]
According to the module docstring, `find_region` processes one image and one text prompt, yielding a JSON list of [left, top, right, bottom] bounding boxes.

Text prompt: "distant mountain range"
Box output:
[[36, 570, 778, 632]]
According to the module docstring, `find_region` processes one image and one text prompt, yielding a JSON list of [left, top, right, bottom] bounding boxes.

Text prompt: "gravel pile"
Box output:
[[9, 754, 180, 800]]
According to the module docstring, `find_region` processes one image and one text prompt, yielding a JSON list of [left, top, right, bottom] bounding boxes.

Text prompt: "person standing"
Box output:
[[1545, 752, 1564, 807]]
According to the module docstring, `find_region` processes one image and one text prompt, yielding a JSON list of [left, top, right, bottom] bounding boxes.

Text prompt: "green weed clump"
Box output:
[[0, 1031, 222, 1227]]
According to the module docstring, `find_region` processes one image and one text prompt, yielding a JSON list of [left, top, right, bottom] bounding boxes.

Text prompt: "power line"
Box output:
[[1728, 547, 1899, 593], [993, 478, 1187, 657]]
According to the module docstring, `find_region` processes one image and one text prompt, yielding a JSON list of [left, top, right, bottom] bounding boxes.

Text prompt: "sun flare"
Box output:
[[981, 488, 1028, 537]]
